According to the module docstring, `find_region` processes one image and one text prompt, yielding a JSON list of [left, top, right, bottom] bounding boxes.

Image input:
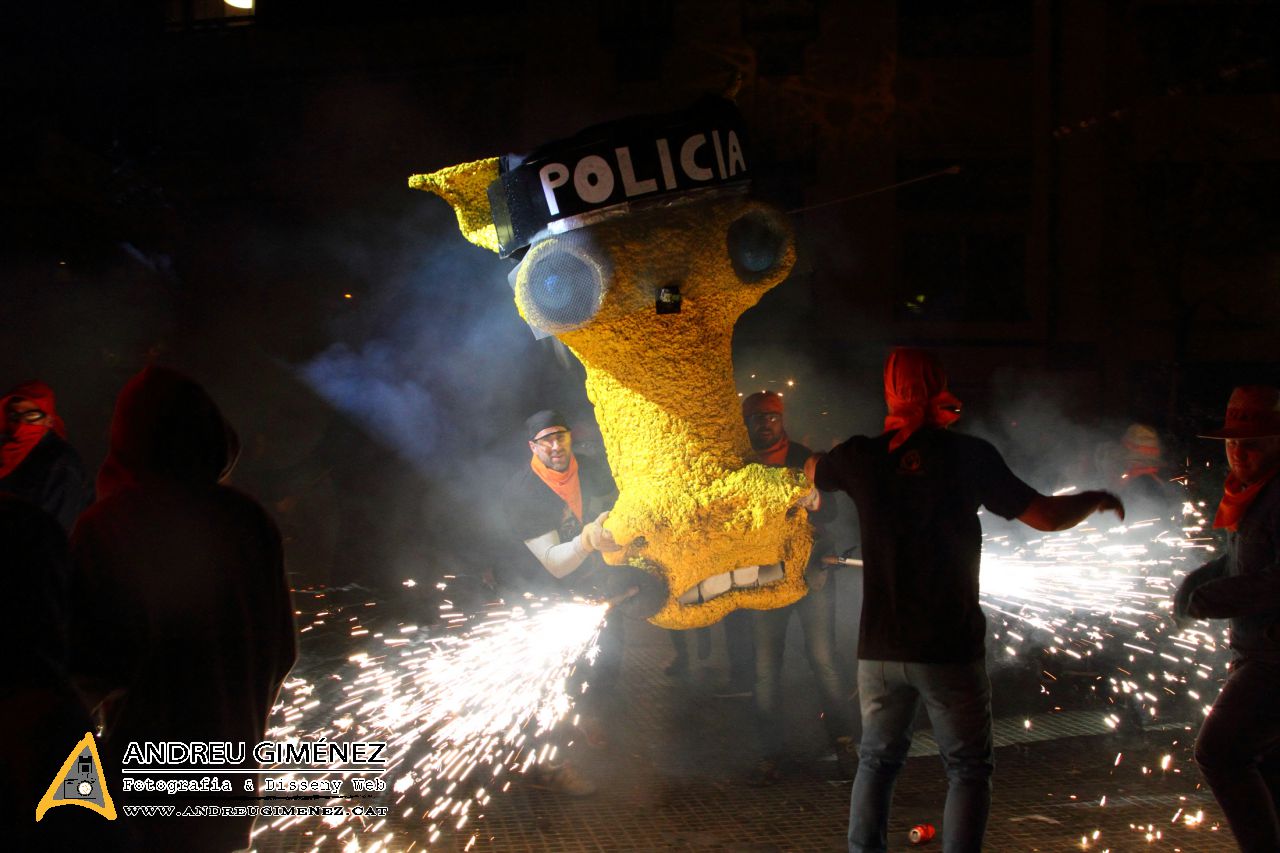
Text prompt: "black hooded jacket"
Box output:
[[68, 367, 295, 852]]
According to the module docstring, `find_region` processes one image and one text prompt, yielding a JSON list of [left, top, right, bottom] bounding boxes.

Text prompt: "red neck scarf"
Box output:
[[1214, 468, 1278, 532], [755, 435, 790, 467], [0, 381, 67, 479], [882, 349, 962, 452], [530, 453, 583, 523]]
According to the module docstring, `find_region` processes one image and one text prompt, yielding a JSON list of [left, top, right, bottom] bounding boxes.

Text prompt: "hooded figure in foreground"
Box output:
[[69, 366, 296, 853]]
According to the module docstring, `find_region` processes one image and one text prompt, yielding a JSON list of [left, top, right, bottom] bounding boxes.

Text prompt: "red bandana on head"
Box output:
[[882, 348, 962, 452], [0, 381, 67, 479]]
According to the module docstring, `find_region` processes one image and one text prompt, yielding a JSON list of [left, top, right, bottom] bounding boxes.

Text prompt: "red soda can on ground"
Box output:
[[908, 823, 936, 844]]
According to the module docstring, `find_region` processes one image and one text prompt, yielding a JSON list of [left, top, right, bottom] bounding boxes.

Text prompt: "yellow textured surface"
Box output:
[[408, 158, 502, 253], [416, 166, 811, 629]]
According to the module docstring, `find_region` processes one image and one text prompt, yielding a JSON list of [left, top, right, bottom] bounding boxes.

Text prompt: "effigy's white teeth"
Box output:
[[757, 563, 784, 585], [700, 571, 732, 599]]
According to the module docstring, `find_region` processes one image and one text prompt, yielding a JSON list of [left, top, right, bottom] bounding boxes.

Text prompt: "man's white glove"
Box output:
[[578, 511, 621, 554]]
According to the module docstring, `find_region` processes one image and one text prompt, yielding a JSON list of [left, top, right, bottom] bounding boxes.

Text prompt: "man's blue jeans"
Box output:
[[848, 658, 993, 853], [754, 569, 856, 755]]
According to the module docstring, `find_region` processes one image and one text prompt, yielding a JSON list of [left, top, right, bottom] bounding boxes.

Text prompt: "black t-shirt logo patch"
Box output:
[[898, 449, 925, 476], [559, 505, 584, 542]]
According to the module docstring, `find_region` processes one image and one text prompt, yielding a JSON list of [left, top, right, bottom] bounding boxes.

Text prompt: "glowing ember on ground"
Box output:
[[253, 584, 609, 849]]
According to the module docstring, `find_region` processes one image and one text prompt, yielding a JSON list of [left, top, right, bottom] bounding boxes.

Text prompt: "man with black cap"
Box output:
[[501, 409, 623, 796], [504, 410, 619, 582], [1175, 385, 1280, 852]]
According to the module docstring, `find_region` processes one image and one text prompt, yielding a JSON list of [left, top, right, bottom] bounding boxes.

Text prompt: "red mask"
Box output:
[[882, 348, 962, 452], [1, 381, 66, 479]]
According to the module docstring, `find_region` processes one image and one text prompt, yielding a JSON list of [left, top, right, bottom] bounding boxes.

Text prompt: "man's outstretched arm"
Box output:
[[1017, 491, 1125, 532], [522, 511, 620, 579]]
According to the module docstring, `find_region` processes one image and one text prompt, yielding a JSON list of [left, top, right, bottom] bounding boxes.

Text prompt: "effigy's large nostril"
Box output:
[[655, 284, 681, 315]]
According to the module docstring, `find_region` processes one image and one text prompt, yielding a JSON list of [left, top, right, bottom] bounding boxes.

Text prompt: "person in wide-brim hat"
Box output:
[[1198, 384, 1280, 441], [1174, 384, 1280, 851]]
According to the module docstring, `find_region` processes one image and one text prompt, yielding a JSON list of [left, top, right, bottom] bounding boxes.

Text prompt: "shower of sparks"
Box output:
[[252, 582, 609, 850], [978, 490, 1233, 845], [981, 496, 1226, 719]]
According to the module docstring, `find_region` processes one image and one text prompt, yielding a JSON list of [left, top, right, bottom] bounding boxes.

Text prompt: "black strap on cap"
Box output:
[[488, 97, 751, 258]]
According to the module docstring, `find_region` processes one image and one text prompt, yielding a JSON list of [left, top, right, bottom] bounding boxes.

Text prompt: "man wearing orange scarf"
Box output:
[[1175, 385, 1280, 852], [809, 348, 1124, 853], [501, 409, 622, 796], [0, 381, 93, 531], [741, 391, 858, 785]]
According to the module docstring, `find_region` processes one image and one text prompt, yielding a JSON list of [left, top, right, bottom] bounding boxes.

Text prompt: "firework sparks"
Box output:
[[978, 489, 1231, 844], [253, 583, 609, 850]]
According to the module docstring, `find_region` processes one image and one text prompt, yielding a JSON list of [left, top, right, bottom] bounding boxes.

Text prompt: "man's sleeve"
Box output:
[[522, 529, 590, 579], [813, 439, 856, 493], [42, 452, 93, 533], [1186, 556, 1280, 619], [973, 438, 1038, 520], [1174, 555, 1227, 619]]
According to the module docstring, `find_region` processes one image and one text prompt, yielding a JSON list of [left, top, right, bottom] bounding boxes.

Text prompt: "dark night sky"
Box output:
[[3, 2, 1278, 589]]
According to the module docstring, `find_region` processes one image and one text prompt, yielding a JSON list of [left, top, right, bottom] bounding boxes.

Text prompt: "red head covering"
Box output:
[[96, 366, 240, 500], [742, 391, 785, 418], [0, 381, 68, 479], [1204, 386, 1280, 531], [742, 391, 790, 465], [882, 348, 962, 452]]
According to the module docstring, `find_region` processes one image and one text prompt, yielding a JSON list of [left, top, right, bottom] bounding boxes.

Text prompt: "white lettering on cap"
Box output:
[[726, 130, 746, 176], [680, 134, 713, 181], [616, 146, 657, 197], [655, 138, 677, 190], [539, 163, 570, 216], [574, 155, 615, 204]]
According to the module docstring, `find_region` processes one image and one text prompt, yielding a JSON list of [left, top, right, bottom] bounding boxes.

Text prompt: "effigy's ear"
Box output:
[[408, 157, 501, 253]]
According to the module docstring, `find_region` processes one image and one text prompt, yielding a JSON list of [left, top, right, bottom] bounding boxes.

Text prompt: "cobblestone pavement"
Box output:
[[258, 609, 1237, 852]]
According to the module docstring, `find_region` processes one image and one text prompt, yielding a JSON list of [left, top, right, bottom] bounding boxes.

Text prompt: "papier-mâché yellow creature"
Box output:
[[410, 97, 813, 629]]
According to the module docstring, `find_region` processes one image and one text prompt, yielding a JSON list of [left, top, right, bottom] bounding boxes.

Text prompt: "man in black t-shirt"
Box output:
[[810, 349, 1124, 853], [500, 409, 624, 796]]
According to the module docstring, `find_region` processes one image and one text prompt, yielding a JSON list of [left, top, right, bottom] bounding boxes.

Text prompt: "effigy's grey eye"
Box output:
[[516, 242, 606, 332], [726, 209, 788, 280]]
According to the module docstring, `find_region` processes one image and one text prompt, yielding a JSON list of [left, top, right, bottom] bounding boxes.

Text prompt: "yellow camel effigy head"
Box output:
[[410, 97, 813, 629]]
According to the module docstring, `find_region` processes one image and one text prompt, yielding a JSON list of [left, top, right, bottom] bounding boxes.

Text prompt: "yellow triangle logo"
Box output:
[[35, 732, 117, 822]]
